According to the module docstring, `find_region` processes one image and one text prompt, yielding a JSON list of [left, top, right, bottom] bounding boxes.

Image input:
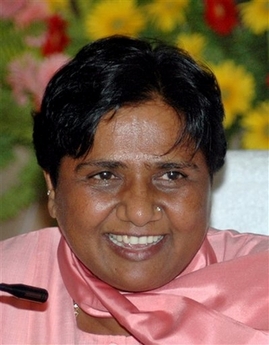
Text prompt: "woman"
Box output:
[[1, 36, 268, 344]]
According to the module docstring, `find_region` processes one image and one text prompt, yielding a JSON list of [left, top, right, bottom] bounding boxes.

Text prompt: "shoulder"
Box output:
[[1, 228, 62, 284], [1, 227, 61, 254], [207, 227, 269, 261]]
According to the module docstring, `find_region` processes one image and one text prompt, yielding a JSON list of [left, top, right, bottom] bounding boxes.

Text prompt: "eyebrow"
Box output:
[[75, 160, 128, 172], [154, 161, 199, 171], [75, 159, 198, 172]]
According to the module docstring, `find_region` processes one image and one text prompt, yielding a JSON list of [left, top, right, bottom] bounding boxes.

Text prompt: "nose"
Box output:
[[116, 182, 162, 227]]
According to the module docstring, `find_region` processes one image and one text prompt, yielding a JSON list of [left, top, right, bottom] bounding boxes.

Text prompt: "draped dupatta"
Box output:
[[58, 233, 269, 344]]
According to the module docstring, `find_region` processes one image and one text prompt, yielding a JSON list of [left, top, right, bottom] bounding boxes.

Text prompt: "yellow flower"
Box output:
[[85, 0, 145, 40], [239, 0, 269, 34], [242, 101, 269, 149], [146, 0, 189, 32], [176, 33, 207, 60], [46, 0, 69, 12], [211, 61, 255, 127]]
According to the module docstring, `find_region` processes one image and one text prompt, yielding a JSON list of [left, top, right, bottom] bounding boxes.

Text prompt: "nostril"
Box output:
[[116, 199, 161, 226]]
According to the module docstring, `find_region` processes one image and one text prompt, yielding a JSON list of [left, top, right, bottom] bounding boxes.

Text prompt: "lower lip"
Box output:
[[105, 235, 167, 261]]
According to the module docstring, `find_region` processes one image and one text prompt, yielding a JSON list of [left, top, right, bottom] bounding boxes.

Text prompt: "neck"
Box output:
[[76, 307, 130, 336]]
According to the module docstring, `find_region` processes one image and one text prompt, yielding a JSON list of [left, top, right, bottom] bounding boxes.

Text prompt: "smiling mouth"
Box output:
[[108, 234, 164, 248]]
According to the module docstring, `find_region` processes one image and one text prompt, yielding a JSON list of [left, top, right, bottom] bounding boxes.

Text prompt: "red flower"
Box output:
[[42, 15, 70, 56], [204, 0, 238, 35], [266, 74, 269, 88]]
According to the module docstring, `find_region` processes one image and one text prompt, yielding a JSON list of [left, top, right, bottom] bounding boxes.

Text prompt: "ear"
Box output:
[[43, 171, 57, 219]]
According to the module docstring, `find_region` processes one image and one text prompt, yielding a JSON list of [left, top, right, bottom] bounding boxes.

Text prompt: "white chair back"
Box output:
[[211, 150, 269, 235]]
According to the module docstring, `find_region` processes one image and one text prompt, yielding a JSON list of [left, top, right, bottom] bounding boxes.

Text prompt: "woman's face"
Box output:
[[46, 99, 211, 292]]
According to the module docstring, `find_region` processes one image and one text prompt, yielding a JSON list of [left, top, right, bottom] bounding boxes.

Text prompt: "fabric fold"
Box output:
[[58, 232, 269, 344]]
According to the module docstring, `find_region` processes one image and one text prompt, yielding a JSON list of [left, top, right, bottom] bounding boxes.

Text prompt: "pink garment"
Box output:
[[1, 227, 268, 344]]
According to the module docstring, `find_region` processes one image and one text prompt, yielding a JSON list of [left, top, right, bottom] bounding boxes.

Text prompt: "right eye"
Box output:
[[91, 171, 116, 181]]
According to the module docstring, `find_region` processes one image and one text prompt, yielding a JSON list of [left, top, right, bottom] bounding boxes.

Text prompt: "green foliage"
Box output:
[[0, 89, 33, 151], [0, 21, 24, 83], [0, 155, 44, 222], [0, 135, 14, 169]]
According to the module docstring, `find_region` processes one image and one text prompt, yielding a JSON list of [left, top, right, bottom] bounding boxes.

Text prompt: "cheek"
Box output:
[[53, 190, 85, 236], [168, 187, 210, 269], [166, 183, 211, 227], [54, 188, 116, 234], [190, 183, 211, 222]]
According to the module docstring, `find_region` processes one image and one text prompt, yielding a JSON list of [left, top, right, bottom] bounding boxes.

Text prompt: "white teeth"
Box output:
[[108, 234, 164, 247], [138, 236, 147, 245], [122, 235, 129, 244], [131, 236, 139, 245]]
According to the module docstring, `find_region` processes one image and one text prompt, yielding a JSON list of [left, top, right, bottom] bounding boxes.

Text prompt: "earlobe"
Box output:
[[43, 171, 57, 219]]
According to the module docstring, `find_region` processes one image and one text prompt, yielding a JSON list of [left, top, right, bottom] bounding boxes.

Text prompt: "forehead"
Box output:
[[92, 100, 185, 157], [59, 100, 208, 175]]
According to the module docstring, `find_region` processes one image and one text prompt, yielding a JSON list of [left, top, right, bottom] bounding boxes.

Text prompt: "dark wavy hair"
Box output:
[[33, 35, 226, 186]]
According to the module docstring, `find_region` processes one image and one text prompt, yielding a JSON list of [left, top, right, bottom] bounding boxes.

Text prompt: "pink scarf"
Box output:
[[58, 234, 269, 344]]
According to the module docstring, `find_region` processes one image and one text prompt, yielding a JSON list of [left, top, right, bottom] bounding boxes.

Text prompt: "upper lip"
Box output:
[[106, 232, 166, 237], [107, 233, 165, 246]]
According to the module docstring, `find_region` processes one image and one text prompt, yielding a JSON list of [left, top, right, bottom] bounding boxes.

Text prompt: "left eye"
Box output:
[[161, 171, 184, 181]]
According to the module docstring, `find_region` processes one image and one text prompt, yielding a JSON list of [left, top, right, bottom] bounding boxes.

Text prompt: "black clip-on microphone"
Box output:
[[0, 283, 49, 303]]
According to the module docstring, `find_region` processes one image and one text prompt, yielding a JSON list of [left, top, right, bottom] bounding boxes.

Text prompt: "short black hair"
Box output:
[[33, 35, 226, 186]]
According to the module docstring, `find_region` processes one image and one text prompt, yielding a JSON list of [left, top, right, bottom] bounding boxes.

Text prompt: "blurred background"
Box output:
[[0, 0, 268, 240]]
